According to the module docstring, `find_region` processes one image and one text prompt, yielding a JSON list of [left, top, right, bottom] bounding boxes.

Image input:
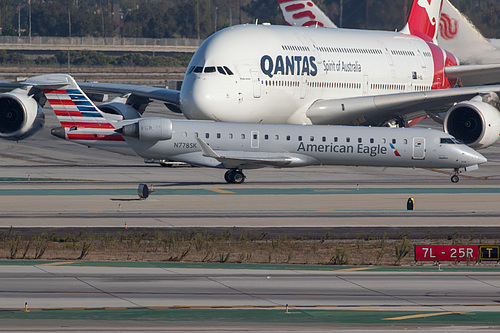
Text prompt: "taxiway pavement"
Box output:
[[1, 107, 500, 229]]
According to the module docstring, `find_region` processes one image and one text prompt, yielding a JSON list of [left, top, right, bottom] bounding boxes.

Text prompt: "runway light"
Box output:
[[28, 175, 31, 181], [125, 223, 127, 229], [24, 302, 29, 312], [118, 204, 122, 212], [286, 304, 289, 313]]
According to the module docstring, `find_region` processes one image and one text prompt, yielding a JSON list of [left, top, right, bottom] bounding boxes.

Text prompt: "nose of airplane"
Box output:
[[463, 146, 487, 165], [476, 152, 488, 165], [180, 76, 212, 120]]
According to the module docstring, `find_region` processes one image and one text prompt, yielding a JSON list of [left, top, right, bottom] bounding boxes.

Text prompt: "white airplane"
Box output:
[[36, 74, 486, 183], [438, 0, 500, 68], [281, 0, 500, 86], [76, 0, 500, 151], [2, 0, 500, 152]]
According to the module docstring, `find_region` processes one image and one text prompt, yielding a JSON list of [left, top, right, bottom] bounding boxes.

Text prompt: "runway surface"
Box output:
[[0, 106, 499, 228], [2, 104, 500, 331], [1, 262, 500, 331]]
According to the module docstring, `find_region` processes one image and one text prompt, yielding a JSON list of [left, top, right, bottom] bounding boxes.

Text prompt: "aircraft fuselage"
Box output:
[[180, 24, 458, 125]]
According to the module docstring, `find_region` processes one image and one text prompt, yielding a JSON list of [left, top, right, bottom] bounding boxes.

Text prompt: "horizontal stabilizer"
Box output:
[[445, 64, 500, 86]]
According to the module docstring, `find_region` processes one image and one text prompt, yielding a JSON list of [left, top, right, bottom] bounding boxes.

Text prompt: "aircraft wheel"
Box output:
[[224, 170, 233, 183], [451, 175, 459, 183], [232, 171, 245, 184]]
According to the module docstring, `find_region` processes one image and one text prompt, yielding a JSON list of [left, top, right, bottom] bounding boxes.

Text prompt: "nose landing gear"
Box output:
[[224, 169, 245, 184], [451, 168, 460, 183]]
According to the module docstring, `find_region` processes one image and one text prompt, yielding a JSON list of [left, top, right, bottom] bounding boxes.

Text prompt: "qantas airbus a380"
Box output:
[[80, 0, 500, 150], [1, 0, 500, 152]]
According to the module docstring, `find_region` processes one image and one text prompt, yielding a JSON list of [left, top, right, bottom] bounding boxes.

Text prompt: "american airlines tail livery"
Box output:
[[38, 74, 485, 183], [1, 0, 500, 153]]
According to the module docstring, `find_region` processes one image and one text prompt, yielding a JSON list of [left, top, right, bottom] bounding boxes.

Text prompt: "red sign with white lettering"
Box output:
[[415, 245, 479, 261]]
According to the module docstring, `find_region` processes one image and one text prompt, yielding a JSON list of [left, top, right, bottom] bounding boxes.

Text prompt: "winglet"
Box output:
[[23, 74, 73, 89], [401, 0, 443, 44]]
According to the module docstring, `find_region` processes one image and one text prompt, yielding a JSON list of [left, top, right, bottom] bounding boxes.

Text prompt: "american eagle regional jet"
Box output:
[[1, 0, 500, 153], [34, 74, 486, 183]]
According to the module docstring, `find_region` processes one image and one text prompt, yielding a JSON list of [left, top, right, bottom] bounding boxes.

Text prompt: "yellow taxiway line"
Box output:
[[383, 311, 468, 320], [37, 262, 75, 266], [205, 188, 235, 194]]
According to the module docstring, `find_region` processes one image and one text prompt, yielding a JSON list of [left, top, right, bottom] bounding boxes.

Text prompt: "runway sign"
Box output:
[[415, 245, 479, 261], [479, 246, 500, 261]]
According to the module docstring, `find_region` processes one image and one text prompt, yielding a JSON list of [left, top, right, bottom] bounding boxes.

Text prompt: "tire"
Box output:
[[232, 171, 245, 184], [224, 170, 233, 183], [451, 175, 459, 183]]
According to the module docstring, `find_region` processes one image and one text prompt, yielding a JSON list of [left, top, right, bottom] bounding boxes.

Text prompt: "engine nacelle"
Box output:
[[444, 99, 500, 149], [120, 118, 173, 141], [98, 99, 143, 120], [0, 88, 44, 141]]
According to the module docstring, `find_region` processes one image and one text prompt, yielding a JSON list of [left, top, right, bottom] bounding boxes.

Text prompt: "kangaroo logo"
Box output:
[[417, 0, 438, 27]]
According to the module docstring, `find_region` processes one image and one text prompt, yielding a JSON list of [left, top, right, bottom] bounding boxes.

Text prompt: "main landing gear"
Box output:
[[224, 169, 245, 184], [451, 168, 460, 183]]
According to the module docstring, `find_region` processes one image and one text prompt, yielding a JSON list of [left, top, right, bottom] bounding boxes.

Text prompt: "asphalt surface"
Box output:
[[1, 262, 500, 331], [2, 103, 500, 332]]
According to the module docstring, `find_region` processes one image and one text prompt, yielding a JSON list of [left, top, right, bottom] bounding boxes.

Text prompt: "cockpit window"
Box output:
[[194, 66, 203, 73], [204, 66, 216, 73], [217, 66, 226, 75], [187, 66, 195, 74], [224, 66, 234, 75], [440, 138, 462, 144]]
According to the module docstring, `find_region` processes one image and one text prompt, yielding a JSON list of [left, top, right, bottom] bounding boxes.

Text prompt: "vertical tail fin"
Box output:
[[32, 74, 115, 130], [278, 0, 337, 28], [401, 0, 443, 44], [24, 74, 123, 142]]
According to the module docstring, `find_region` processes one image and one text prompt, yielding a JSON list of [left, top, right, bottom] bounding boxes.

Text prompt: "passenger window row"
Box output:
[[391, 50, 416, 56], [309, 81, 361, 89], [371, 83, 406, 91], [281, 45, 310, 52], [192, 132, 408, 145], [265, 80, 299, 87], [316, 46, 383, 55]]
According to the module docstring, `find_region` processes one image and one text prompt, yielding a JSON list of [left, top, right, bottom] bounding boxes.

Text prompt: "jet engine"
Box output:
[[119, 118, 173, 141], [97, 95, 144, 120], [0, 88, 44, 141], [443, 94, 500, 149]]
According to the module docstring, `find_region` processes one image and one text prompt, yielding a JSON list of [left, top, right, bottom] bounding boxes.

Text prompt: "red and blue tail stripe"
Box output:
[[44, 87, 124, 141]]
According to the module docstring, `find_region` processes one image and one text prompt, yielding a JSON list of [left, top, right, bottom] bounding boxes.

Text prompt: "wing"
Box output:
[[79, 82, 181, 112], [196, 137, 293, 169], [306, 84, 500, 126]]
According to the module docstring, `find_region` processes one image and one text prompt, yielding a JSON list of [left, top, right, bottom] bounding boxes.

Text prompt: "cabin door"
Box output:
[[250, 70, 261, 98], [251, 131, 259, 148], [412, 137, 425, 160]]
